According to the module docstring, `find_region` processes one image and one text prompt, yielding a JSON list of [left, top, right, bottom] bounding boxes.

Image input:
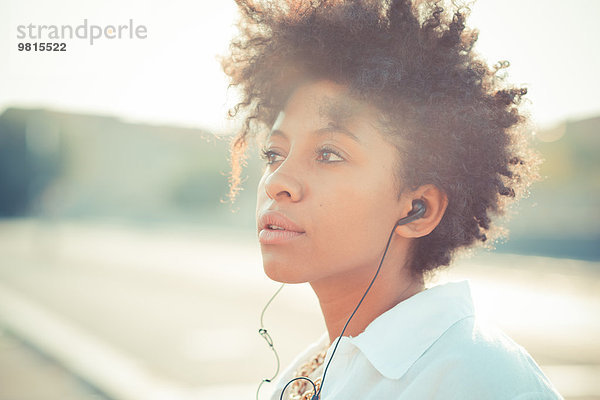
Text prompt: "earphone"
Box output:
[[257, 199, 427, 400], [396, 198, 426, 227]]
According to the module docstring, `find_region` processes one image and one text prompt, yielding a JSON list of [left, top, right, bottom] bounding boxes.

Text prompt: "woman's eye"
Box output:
[[259, 148, 283, 165], [316, 147, 344, 163], [259, 146, 345, 165]]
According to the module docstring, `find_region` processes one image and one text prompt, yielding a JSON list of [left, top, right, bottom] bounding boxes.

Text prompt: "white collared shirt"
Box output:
[[268, 280, 563, 400]]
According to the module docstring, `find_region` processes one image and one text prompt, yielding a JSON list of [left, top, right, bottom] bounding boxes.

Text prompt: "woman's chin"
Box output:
[[263, 262, 309, 284]]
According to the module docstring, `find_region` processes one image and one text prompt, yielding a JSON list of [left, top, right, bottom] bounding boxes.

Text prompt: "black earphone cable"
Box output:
[[308, 219, 397, 400], [257, 199, 426, 400]]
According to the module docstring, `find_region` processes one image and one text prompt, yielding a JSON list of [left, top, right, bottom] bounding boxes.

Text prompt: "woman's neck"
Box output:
[[310, 262, 424, 345]]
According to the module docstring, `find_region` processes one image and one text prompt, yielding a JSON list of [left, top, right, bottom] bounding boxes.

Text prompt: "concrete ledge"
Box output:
[[0, 281, 198, 400]]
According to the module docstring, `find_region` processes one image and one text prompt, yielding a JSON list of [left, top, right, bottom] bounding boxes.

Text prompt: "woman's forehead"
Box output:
[[262, 79, 393, 146], [279, 80, 382, 126]]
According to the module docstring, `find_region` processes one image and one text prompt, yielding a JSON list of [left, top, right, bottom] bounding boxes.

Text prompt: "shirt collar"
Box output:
[[338, 280, 476, 380]]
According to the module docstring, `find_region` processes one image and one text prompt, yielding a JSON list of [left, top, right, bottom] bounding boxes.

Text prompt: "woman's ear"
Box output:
[[395, 184, 448, 238]]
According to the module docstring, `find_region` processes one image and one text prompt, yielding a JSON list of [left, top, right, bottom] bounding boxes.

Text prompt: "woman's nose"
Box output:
[[264, 163, 303, 202]]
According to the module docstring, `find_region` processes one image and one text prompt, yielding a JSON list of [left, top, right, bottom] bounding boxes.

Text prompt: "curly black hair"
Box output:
[[218, 0, 542, 276]]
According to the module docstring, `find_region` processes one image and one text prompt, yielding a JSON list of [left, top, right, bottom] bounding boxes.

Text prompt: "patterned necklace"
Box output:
[[286, 344, 330, 400]]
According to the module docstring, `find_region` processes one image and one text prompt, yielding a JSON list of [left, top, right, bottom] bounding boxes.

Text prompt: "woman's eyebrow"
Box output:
[[268, 125, 361, 143]]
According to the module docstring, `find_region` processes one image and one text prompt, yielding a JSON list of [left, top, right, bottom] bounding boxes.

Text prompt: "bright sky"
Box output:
[[1, 0, 599, 133]]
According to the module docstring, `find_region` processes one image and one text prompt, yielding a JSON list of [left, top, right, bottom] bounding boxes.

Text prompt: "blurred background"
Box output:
[[0, 1, 599, 399]]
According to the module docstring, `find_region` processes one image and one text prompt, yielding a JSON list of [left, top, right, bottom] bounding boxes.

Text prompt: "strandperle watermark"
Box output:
[[16, 19, 147, 46]]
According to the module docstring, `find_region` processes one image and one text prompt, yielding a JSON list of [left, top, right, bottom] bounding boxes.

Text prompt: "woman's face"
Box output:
[[256, 79, 408, 284]]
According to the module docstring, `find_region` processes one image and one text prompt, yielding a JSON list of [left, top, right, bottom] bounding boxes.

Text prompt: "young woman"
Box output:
[[219, 0, 563, 398]]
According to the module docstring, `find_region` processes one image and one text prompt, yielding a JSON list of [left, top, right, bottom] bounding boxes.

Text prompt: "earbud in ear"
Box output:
[[395, 199, 427, 227], [409, 199, 426, 217]]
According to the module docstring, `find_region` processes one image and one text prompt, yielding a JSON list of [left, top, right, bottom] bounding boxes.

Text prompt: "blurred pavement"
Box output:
[[0, 326, 111, 400]]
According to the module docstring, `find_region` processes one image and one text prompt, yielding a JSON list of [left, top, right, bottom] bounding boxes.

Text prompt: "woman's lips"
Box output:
[[258, 228, 305, 244], [257, 210, 305, 244]]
